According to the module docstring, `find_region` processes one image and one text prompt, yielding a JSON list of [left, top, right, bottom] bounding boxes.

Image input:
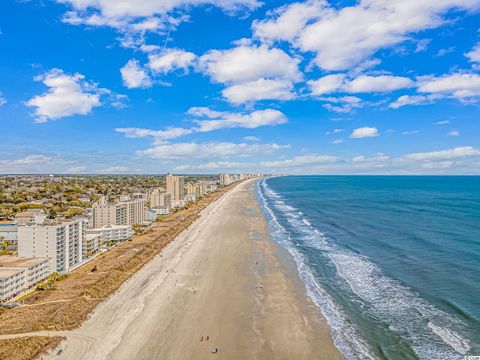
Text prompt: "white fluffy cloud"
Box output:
[[345, 75, 414, 93], [260, 154, 339, 168], [465, 42, 480, 62], [389, 94, 441, 109], [198, 45, 302, 84], [148, 49, 196, 73], [116, 108, 287, 140], [98, 166, 131, 174], [350, 127, 380, 139], [138, 142, 289, 160], [26, 69, 102, 123], [308, 74, 346, 95], [390, 73, 480, 108], [0, 92, 6, 106], [174, 161, 255, 172], [60, 0, 262, 48], [309, 74, 414, 95], [322, 96, 363, 113], [253, 0, 328, 42], [120, 59, 152, 88], [222, 78, 295, 104], [116, 127, 193, 141], [254, 0, 479, 70], [193, 108, 287, 132], [59, 0, 261, 19], [417, 73, 480, 99], [403, 146, 480, 161], [352, 153, 389, 162]]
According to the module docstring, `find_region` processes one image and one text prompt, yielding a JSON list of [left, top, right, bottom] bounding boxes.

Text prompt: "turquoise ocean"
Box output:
[[257, 176, 480, 360]]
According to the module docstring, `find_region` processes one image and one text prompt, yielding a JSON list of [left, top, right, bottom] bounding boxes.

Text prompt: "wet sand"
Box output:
[[42, 179, 341, 360]]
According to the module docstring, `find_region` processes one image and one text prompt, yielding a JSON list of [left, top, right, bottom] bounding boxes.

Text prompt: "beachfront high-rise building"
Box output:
[[219, 173, 232, 186], [166, 174, 185, 201], [149, 189, 172, 210], [92, 198, 145, 228], [17, 219, 85, 273]]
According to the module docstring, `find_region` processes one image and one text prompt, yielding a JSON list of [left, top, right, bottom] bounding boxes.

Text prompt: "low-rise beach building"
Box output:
[[86, 225, 132, 242], [0, 256, 50, 302]]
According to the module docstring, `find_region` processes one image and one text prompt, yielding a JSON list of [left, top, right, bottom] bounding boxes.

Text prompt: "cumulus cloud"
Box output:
[[308, 74, 346, 95], [198, 45, 302, 84], [465, 42, 480, 62], [322, 96, 363, 113], [0, 154, 74, 174], [60, 0, 262, 49], [26, 69, 103, 123], [138, 142, 289, 160], [222, 78, 295, 104], [243, 136, 260, 142], [389, 94, 441, 109], [115, 127, 193, 141], [148, 49, 196, 73], [120, 59, 152, 88], [253, 0, 328, 42], [345, 75, 414, 93], [309, 74, 414, 95], [254, 0, 479, 70], [352, 153, 389, 162], [193, 108, 287, 132], [260, 154, 339, 168], [174, 161, 255, 172], [98, 166, 131, 174], [350, 127, 380, 139], [0, 92, 6, 106], [417, 73, 480, 99], [403, 146, 480, 161], [117, 108, 287, 142]]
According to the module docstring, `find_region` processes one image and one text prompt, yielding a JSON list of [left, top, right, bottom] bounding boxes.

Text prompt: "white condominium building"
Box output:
[[185, 183, 204, 196], [92, 199, 145, 228], [166, 174, 185, 201], [17, 219, 85, 274], [0, 256, 50, 302], [149, 189, 172, 210], [83, 233, 102, 258], [0, 269, 25, 302], [219, 173, 232, 186], [87, 225, 132, 242]]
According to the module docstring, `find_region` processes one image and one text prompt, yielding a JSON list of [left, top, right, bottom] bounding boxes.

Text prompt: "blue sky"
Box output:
[[0, 0, 479, 174]]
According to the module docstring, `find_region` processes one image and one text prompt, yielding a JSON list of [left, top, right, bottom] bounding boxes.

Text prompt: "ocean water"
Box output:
[[257, 176, 480, 360]]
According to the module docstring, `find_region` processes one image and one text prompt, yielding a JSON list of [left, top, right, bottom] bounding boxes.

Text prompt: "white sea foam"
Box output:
[[257, 180, 375, 359], [428, 322, 470, 355], [257, 179, 471, 360]]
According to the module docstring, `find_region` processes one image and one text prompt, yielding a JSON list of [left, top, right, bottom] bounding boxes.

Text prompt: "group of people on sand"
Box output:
[[200, 336, 218, 354]]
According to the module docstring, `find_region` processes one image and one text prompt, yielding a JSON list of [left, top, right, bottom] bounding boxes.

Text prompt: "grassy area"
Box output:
[[0, 184, 236, 358], [0, 337, 64, 360]]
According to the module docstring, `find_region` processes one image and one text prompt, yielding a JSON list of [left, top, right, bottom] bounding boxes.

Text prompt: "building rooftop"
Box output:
[[0, 256, 49, 268], [0, 268, 25, 280], [0, 220, 16, 225]]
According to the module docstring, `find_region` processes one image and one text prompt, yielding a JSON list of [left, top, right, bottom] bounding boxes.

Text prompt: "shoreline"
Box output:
[[3, 179, 341, 359]]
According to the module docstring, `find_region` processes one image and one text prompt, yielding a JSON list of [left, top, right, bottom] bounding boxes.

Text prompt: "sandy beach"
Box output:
[[37, 179, 341, 360]]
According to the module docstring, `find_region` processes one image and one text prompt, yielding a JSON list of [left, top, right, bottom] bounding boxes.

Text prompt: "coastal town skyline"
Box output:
[[1, 0, 480, 175]]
